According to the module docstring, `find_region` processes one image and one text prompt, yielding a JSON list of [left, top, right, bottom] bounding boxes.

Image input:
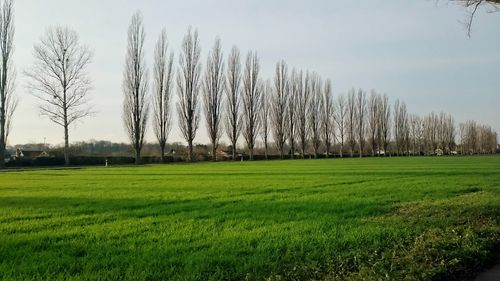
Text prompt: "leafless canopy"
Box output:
[[296, 71, 308, 158], [152, 28, 174, 162], [242, 51, 262, 160], [287, 68, 299, 158], [271, 60, 288, 159], [0, 0, 16, 168], [224, 46, 241, 160], [122, 12, 149, 164], [177, 27, 201, 162], [367, 91, 379, 156], [321, 79, 334, 157], [308, 73, 322, 158], [334, 94, 347, 157], [260, 79, 271, 159], [26, 26, 93, 165], [355, 89, 366, 157], [378, 94, 391, 155], [346, 89, 357, 156], [203, 37, 225, 161], [393, 99, 409, 155]]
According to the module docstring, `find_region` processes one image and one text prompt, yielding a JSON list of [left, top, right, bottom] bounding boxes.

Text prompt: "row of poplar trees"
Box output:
[[0, 4, 497, 167]]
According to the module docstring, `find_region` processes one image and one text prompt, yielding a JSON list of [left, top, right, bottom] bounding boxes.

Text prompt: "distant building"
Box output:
[[215, 149, 232, 160], [14, 148, 50, 159]]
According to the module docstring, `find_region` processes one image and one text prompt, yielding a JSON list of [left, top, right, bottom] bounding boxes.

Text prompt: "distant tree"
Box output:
[[355, 89, 366, 157], [366, 91, 379, 156], [122, 12, 148, 164], [393, 99, 408, 155], [296, 70, 309, 158], [271, 60, 288, 159], [177, 27, 201, 162], [409, 114, 422, 155], [334, 94, 347, 157], [458, 122, 466, 154], [203, 38, 224, 161], [321, 79, 334, 158], [26, 26, 93, 166], [378, 94, 391, 156], [260, 80, 271, 159], [242, 51, 262, 160], [308, 74, 322, 158], [0, 0, 16, 169], [225, 46, 242, 161], [152, 29, 174, 163], [287, 68, 299, 158], [346, 89, 357, 157]]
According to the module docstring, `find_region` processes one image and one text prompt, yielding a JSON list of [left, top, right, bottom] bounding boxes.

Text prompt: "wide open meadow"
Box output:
[[0, 156, 499, 280]]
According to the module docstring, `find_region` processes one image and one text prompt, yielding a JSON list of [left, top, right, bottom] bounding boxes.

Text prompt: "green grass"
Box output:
[[0, 156, 499, 280]]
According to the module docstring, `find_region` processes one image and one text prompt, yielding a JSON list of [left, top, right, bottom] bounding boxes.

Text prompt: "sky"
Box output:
[[9, 0, 500, 146]]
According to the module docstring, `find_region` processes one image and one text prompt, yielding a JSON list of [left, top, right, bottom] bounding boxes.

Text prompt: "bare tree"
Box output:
[[459, 122, 466, 154], [152, 28, 174, 163], [321, 79, 334, 157], [355, 89, 366, 157], [409, 114, 422, 155], [271, 60, 288, 159], [378, 94, 391, 156], [334, 94, 347, 157], [203, 38, 224, 161], [122, 13, 148, 164], [177, 27, 201, 162], [225, 46, 241, 160], [309, 74, 322, 158], [346, 89, 357, 157], [260, 80, 271, 159], [367, 91, 379, 156], [393, 99, 408, 155], [242, 51, 261, 160], [0, 0, 15, 169], [296, 70, 308, 158], [26, 26, 93, 166], [287, 68, 299, 158]]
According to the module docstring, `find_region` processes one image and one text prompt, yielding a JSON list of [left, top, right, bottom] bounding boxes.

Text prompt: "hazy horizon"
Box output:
[[9, 0, 500, 146]]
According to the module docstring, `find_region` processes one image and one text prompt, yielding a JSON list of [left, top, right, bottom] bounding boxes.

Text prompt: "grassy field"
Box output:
[[0, 157, 499, 280]]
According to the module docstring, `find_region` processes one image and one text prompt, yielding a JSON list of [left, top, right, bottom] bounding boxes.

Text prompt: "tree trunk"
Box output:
[[249, 148, 253, 161], [232, 144, 236, 161], [0, 143, 5, 169], [64, 124, 70, 166], [160, 144, 165, 163], [188, 140, 193, 162], [264, 143, 268, 160], [135, 149, 141, 164], [212, 145, 216, 162], [0, 102, 5, 169]]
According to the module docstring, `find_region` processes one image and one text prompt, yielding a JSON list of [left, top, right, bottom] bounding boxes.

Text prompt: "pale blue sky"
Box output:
[[11, 0, 500, 145]]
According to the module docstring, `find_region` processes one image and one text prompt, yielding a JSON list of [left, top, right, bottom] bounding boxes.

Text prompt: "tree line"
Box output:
[[0, 4, 498, 167]]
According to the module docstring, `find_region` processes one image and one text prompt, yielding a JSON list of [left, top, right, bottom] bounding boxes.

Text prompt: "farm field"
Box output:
[[0, 157, 499, 280]]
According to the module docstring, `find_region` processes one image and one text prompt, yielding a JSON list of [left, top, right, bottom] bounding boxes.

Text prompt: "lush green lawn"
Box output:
[[0, 157, 499, 280]]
